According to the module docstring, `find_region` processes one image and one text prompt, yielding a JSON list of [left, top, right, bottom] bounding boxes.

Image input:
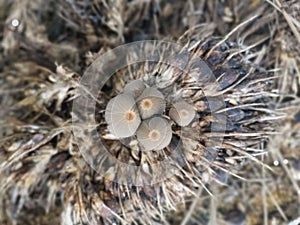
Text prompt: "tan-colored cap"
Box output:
[[136, 87, 166, 119], [169, 101, 195, 126], [105, 93, 141, 138], [123, 79, 146, 98], [136, 117, 172, 150]]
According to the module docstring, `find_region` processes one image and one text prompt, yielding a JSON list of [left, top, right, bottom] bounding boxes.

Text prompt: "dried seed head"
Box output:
[[169, 101, 195, 126], [136, 117, 172, 150], [105, 93, 141, 138], [123, 79, 146, 98], [136, 87, 166, 119]]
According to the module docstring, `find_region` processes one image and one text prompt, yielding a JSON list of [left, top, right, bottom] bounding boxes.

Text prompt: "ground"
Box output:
[[0, 0, 299, 224]]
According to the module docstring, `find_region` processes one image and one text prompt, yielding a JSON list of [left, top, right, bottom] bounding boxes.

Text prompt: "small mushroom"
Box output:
[[123, 79, 146, 98], [136, 87, 166, 119], [105, 93, 141, 138], [169, 101, 195, 126], [136, 117, 172, 150]]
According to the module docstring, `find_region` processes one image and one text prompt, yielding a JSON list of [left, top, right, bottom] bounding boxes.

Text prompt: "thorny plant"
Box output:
[[0, 0, 300, 225]]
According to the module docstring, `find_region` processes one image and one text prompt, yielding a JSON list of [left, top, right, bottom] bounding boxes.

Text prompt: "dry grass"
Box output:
[[0, 0, 299, 225]]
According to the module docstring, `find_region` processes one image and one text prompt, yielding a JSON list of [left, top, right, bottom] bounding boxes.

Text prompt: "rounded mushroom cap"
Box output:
[[169, 101, 195, 126], [123, 79, 146, 98], [105, 93, 141, 138], [136, 117, 172, 150], [136, 87, 166, 119]]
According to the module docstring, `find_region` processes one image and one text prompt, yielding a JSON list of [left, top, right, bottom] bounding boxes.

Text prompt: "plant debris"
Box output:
[[0, 0, 299, 225]]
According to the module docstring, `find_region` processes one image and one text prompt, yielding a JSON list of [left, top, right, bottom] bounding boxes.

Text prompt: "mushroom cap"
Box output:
[[105, 93, 141, 138], [136, 87, 166, 119], [169, 101, 195, 126], [123, 79, 146, 98], [136, 117, 172, 150]]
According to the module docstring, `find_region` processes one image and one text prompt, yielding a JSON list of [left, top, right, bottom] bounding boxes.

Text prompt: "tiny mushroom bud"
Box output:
[[169, 101, 195, 126], [136, 87, 166, 119], [136, 117, 172, 150], [123, 79, 146, 98], [105, 93, 141, 138]]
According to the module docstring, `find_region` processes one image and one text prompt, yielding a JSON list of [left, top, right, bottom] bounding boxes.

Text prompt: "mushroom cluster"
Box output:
[[105, 79, 196, 150]]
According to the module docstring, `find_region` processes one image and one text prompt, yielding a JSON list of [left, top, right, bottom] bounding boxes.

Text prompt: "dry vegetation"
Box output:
[[0, 0, 299, 225]]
